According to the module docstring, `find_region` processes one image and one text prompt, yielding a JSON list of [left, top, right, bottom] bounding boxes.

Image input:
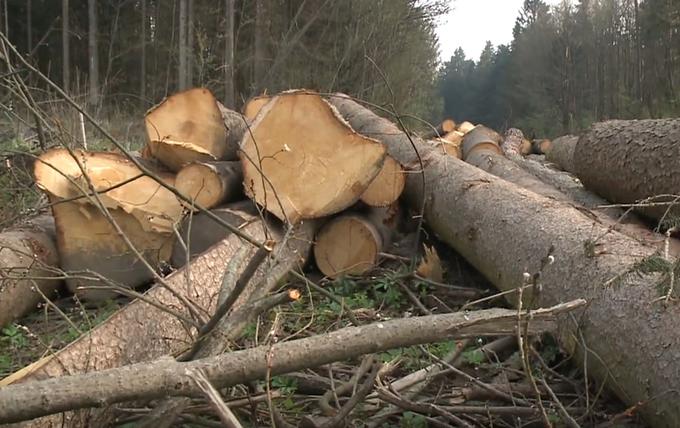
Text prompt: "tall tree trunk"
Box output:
[[140, 0, 146, 104], [61, 0, 69, 93], [87, 0, 99, 108], [253, 0, 266, 92], [26, 0, 31, 53], [178, 0, 188, 90], [223, 0, 235, 108], [186, 0, 193, 87]]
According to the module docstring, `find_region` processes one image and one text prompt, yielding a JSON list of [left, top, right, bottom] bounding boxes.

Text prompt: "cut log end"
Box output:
[[243, 95, 271, 121], [457, 121, 476, 134], [360, 155, 405, 207], [175, 161, 243, 209]]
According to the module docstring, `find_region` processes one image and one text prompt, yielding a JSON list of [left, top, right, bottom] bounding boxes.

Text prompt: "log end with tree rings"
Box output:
[[314, 214, 384, 278]]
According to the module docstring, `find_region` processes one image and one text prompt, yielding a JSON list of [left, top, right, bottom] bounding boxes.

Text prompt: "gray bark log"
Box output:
[[545, 135, 578, 174]]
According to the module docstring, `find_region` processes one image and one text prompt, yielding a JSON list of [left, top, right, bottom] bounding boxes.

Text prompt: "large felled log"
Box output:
[[0, 300, 584, 424], [144, 87, 230, 171], [243, 94, 271, 120], [461, 125, 502, 159], [33, 148, 184, 301], [359, 155, 405, 207], [314, 205, 397, 278], [545, 135, 579, 173], [0, 209, 268, 427], [240, 90, 386, 223], [329, 93, 680, 428], [574, 119, 680, 224], [175, 161, 243, 209], [421, 118, 456, 139], [0, 215, 62, 328]]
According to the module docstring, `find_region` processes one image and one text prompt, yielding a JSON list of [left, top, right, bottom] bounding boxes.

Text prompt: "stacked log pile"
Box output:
[[1, 87, 680, 427]]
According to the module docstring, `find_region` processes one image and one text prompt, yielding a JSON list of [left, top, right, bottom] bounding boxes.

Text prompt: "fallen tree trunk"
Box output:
[[544, 135, 578, 174], [175, 161, 243, 209], [329, 93, 680, 428], [243, 95, 271, 120], [0, 214, 62, 328], [573, 119, 680, 225], [239, 90, 386, 223], [359, 155, 405, 207], [0, 300, 584, 424]]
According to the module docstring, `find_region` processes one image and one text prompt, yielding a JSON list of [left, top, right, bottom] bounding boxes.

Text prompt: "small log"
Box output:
[[242, 95, 271, 120], [431, 133, 463, 159], [531, 139, 552, 155], [314, 205, 397, 278], [0, 300, 585, 424], [520, 138, 533, 156], [33, 148, 184, 301], [359, 155, 405, 207], [457, 121, 475, 134], [544, 135, 578, 174], [421, 118, 457, 139], [217, 101, 248, 158], [240, 90, 386, 223], [144, 87, 229, 171], [0, 215, 62, 328], [461, 125, 503, 160], [500, 128, 525, 157], [175, 161, 243, 209]]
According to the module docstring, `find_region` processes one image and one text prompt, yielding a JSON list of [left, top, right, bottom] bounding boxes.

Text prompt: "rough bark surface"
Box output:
[[0, 212, 266, 428], [0, 215, 62, 328], [573, 120, 680, 224], [329, 93, 680, 428], [216, 101, 247, 160], [545, 135, 579, 174]]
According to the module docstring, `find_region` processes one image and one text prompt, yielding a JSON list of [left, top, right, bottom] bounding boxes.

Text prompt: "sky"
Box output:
[[435, 0, 562, 62]]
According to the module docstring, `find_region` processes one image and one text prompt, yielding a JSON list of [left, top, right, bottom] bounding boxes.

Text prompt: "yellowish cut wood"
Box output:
[[0, 215, 62, 329], [240, 90, 386, 223], [457, 121, 476, 134], [531, 138, 552, 155], [175, 161, 243, 209], [360, 155, 405, 207], [243, 95, 272, 120], [33, 149, 184, 301], [431, 137, 462, 159], [144, 87, 228, 171]]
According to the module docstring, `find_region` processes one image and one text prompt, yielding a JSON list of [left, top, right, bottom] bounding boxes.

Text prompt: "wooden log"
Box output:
[[359, 155, 405, 207], [531, 138, 552, 155], [499, 128, 526, 157], [0, 210, 268, 427], [545, 135, 579, 173], [33, 149, 184, 301], [457, 121, 475, 134], [242, 94, 271, 120], [144, 87, 230, 171], [314, 205, 398, 278], [573, 119, 680, 225], [0, 215, 62, 328], [421, 118, 457, 139], [217, 101, 248, 158], [461, 125, 502, 159], [0, 301, 584, 425], [175, 161, 243, 209], [328, 93, 680, 428], [239, 90, 386, 223], [430, 137, 462, 159]]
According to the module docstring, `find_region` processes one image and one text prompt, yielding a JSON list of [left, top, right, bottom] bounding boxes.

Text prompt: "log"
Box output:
[[573, 119, 680, 224], [499, 128, 526, 157], [144, 87, 229, 171], [33, 148, 184, 301], [313, 205, 398, 278], [457, 121, 475, 134], [0, 300, 584, 424], [461, 125, 502, 159], [545, 135, 578, 173], [175, 161, 243, 209], [242, 94, 271, 120], [359, 155, 405, 207], [431, 134, 462, 159], [531, 138, 552, 155], [328, 93, 680, 428], [217, 101, 248, 158], [0, 215, 62, 328], [421, 118, 456, 139], [0, 209, 268, 427], [239, 90, 386, 223]]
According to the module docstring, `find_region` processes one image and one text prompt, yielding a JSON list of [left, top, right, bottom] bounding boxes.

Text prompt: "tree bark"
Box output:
[[26, 0, 31, 53], [328, 93, 680, 428], [61, 0, 69, 93], [178, 0, 188, 91], [253, 0, 266, 92], [0, 301, 583, 424], [87, 0, 99, 108], [223, 0, 235, 108], [0, 215, 62, 329], [573, 119, 680, 224], [545, 135, 578, 174], [0, 211, 267, 427], [140, 0, 146, 104]]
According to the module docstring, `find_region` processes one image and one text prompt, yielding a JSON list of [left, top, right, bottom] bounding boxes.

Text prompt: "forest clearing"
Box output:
[[1, 0, 680, 427]]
